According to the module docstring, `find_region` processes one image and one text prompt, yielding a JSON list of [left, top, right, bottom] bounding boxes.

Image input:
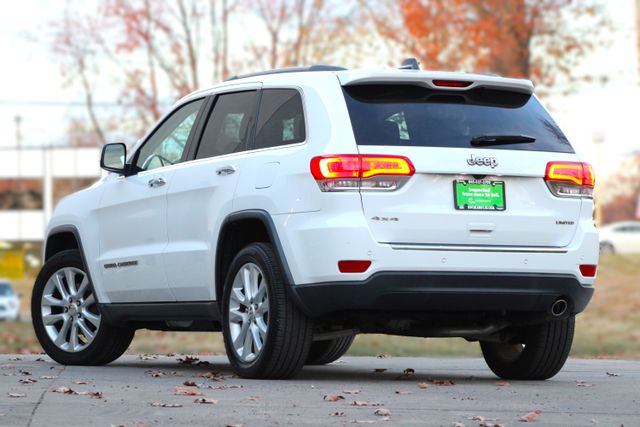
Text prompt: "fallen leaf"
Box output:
[[176, 356, 200, 365], [35, 358, 46, 362], [394, 390, 411, 395], [73, 380, 89, 385], [432, 379, 456, 386], [374, 408, 391, 416], [146, 370, 166, 378], [519, 410, 541, 422], [324, 394, 345, 402], [576, 380, 594, 387], [51, 386, 77, 395], [351, 401, 383, 407], [343, 389, 361, 395], [19, 370, 31, 376], [194, 397, 218, 404], [183, 380, 201, 387], [8, 393, 26, 398], [452, 423, 466, 427], [150, 402, 183, 408], [196, 371, 223, 380], [139, 354, 158, 360], [19, 378, 37, 385], [246, 396, 259, 401], [468, 416, 485, 422], [9, 357, 22, 361], [207, 384, 243, 390], [417, 382, 431, 389], [331, 411, 346, 417], [373, 368, 387, 373], [174, 386, 201, 396], [87, 391, 103, 399], [40, 376, 58, 380], [495, 381, 510, 387], [352, 419, 389, 424], [606, 372, 620, 377]]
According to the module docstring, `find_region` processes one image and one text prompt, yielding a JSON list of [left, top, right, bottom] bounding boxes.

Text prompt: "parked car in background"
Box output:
[[0, 280, 20, 321], [599, 221, 640, 254]]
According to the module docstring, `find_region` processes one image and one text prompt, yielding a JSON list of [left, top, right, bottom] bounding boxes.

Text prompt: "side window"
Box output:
[[135, 99, 205, 172], [196, 91, 257, 159], [254, 89, 305, 150]]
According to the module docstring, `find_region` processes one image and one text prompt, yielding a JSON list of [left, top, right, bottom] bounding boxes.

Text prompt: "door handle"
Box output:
[[216, 166, 236, 176], [148, 177, 167, 188]]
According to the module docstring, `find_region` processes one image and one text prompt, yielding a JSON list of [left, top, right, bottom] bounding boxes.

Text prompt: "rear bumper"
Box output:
[[291, 271, 594, 318]]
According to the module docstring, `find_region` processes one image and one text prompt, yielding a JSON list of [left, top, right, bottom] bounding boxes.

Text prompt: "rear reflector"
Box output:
[[338, 260, 372, 273], [545, 161, 595, 198], [579, 264, 597, 277], [310, 155, 415, 192], [432, 80, 472, 88]]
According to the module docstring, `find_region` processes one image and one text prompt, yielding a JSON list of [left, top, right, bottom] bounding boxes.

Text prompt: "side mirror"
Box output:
[[100, 143, 127, 174]]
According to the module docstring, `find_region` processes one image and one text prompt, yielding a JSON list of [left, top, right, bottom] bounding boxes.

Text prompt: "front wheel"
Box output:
[[31, 249, 134, 365], [480, 317, 575, 380], [222, 243, 313, 379]]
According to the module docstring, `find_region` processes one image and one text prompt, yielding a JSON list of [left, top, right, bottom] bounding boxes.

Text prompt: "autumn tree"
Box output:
[[364, 0, 610, 94], [239, 0, 357, 70]]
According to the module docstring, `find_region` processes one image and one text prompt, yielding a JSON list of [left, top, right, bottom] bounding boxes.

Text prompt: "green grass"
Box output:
[[2, 254, 639, 358]]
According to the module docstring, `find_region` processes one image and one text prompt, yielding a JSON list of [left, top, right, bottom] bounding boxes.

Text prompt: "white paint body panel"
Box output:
[[43, 68, 599, 305]]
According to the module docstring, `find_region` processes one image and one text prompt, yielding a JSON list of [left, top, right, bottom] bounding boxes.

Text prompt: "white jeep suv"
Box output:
[[32, 61, 599, 380]]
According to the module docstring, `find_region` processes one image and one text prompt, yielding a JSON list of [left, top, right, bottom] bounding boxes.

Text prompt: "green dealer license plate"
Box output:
[[454, 180, 506, 211]]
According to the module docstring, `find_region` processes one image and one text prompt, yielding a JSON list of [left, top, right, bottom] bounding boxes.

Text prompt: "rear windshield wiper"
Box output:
[[470, 134, 536, 146]]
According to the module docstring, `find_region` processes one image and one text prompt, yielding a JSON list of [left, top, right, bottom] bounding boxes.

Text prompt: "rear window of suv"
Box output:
[[343, 84, 574, 153]]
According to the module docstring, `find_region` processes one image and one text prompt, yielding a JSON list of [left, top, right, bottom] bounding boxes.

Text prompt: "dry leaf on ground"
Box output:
[[519, 410, 541, 422], [351, 401, 383, 407], [374, 408, 391, 417], [19, 378, 37, 385], [8, 393, 26, 398], [344, 389, 361, 395], [150, 402, 183, 408], [324, 394, 345, 402], [331, 411, 345, 417], [495, 381, 510, 387], [417, 382, 431, 389], [194, 397, 218, 404], [394, 390, 411, 395], [175, 386, 201, 396], [176, 356, 200, 365], [606, 372, 620, 377]]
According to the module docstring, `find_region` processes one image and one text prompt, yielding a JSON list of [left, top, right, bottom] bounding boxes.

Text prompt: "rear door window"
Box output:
[[196, 91, 258, 159], [254, 89, 305, 149], [343, 85, 574, 153]]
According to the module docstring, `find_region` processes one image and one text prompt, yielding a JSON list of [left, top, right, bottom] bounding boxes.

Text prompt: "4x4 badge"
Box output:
[[467, 154, 498, 168]]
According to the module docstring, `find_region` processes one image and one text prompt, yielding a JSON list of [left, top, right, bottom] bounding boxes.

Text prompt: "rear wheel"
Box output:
[[32, 249, 134, 365], [306, 336, 355, 365], [480, 317, 575, 380], [222, 243, 313, 379]]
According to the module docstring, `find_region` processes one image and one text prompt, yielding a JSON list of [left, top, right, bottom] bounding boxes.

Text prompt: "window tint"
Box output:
[[343, 85, 574, 153], [254, 89, 305, 149], [196, 91, 257, 159], [135, 99, 205, 172]]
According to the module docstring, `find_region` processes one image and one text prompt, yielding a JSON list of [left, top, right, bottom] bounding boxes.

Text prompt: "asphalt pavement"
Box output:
[[0, 355, 638, 426]]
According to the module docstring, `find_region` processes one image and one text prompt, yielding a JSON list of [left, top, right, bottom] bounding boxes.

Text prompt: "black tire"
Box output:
[[31, 249, 135, 366], [306, 335, 355, 365], [221, 243, 313, 379], [480, 316, 575, 380]]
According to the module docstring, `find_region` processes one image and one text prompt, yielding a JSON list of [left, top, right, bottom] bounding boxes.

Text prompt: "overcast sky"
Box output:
[[0, 0, 638, 178]]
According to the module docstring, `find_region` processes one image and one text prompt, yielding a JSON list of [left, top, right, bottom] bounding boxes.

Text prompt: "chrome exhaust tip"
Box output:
[[550, 298, 568, 317]]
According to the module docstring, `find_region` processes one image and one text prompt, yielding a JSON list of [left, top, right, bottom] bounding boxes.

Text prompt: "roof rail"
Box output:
[[226, 65, 347, 81]]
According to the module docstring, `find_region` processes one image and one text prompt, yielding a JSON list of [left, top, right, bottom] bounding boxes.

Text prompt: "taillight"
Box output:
[[432, 80, 472, 88], [310, 155, 415, 192], [579, 264, 597, 277], [544, 161, 595, 198], [338, 260, 371, 273]]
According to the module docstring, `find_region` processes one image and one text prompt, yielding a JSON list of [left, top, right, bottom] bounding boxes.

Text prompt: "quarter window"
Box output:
[[254, 89, 305, 149], [196, 91, 258, 159], [135, 99, 205, 172]]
